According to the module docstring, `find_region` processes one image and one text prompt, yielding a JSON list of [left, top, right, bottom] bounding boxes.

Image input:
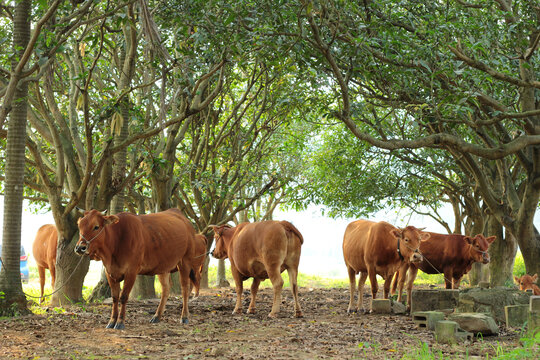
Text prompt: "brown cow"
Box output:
[[392, 233, 496, 308], [32, 224, 58, 304], [343, 220, 429, 313], [211, 221, 303, 318], [191, 234, 208, 297], [514, 274, 540, 295], [75, 209, 199, 329]]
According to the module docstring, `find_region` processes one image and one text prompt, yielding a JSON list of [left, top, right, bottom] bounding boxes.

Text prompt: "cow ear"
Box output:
[[103, 215, 119, 226], [464, 236, 474, 245], [533, 274, 538, 282], [420, 232, 430, 241], [514, 276, 520, 284], [390, 229, 402, 239], [485, 236, 496, 244]]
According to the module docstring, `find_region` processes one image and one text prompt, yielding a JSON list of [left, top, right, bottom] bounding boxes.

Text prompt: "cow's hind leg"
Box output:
[[286, 267, 303, 318], [247, 278, 261, 314], [267, 264, 284, 318], [357, 272, 368, 313], [347, 266, 357, 313], [37, 266, 46, 304], [178, 263, 192, 324], [367, 268, 379, 312], [151, 273, 170, 323]]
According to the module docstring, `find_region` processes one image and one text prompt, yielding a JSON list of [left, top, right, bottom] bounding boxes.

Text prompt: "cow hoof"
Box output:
[[268, 313, 277, 319], [150, 316, 160, 324], [181, 318, 189, 324], [347, 309, 358, 314], [106, 322, 116, 329], [114, 323, 125, 330], [294, 312, 303, 318], [232, 310, 242, 315], [247, 309, 256, 314]]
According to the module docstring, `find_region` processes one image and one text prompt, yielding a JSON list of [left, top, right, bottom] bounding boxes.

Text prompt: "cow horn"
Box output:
[[418, 227, 426, 231], [101, 209, 108, 215]]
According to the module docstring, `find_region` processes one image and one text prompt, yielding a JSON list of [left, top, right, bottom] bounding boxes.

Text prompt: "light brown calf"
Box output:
[[32, 224, 58, 304], [515, 274, 540, 295], [211, 221, 303, 318]]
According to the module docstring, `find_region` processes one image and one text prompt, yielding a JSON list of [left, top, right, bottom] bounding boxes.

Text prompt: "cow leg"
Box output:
[[357, 272, 368, 313], [396, 263, 408, 302], [115, 273, 136, 330], [107, 278, 121, 329], [287, 267, 303, 318], [383, 275, 393, 299], [178, 262, 192, 324], [37, 266, 46, 304], [443, 268, 453, 289], [50, 263, 56, 291], [405, 266, 418, 311], [247, 278, 261, 314], [267, 265, 284, 318], [453, 275, 462, 289], [347, 266, 357, 313], [151, 273, 170, 323], [368, 268, 378, 312], [230, 265, 244, 315]]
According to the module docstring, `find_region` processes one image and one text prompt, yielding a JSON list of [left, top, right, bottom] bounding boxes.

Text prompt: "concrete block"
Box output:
[[435, 321, 472, 344], [371, 299, 391, 313], [528, 311, 540, 336], [448, 313, 499, 336], [411, 289, 459, 313], [412, 311, 445, 330], [530, 296, 540, 312], [504, 305, 529, 328]]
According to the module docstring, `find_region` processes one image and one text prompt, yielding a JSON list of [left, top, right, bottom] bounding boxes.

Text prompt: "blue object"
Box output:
[[0, 243, 30, 283]]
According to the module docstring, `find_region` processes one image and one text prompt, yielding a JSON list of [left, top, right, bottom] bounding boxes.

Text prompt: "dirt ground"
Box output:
[[0, 286, 523, 359]]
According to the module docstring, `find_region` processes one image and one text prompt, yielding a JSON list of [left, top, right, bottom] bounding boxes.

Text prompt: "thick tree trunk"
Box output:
[[488, 220, 517, 287], [131, 275, 156, 299], [0, 0, 32, 316], [50, 230, 90, 306]]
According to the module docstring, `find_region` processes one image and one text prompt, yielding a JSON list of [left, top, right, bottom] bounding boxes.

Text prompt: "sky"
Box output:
[[0, 195, 451, 279]]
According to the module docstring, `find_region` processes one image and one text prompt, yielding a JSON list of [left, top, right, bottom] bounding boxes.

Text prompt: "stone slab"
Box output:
[[504, 305, 529, 328], [448, 312, 499, 336], [412, 311, 445, 330], [530, 296, 540, 312]]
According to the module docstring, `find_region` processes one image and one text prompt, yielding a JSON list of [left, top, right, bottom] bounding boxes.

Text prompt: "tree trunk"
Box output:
[[50, 230, 90, 306], [200, 256, 210, 289], [131, 275, 156, 299], [0, 0, 32, 316], [88, 268, 111, 303], [216, 259, 230, 287], [487, 218, 517, 287]]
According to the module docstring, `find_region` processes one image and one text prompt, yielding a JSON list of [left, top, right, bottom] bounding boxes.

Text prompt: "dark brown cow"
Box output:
[[343, 220, 429, 313], [392, 233, 496, 308], [75, 209, 199, 329], [191, 234, 208, 297], [32, 224, 57, 304], [211, 221, 303, 318], [514, 274, 540, 295]]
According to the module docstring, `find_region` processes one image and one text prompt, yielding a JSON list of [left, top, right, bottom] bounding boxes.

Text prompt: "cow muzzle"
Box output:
[[74, 243, 88, 255], [482, 252, 490, 264], [410, 252, 423, 264]]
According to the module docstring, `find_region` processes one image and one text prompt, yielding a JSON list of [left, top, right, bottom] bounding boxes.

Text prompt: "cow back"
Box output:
[[416, 233, 468, 274]]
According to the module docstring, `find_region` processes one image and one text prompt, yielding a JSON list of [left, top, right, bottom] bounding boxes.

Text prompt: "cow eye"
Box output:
[[93, 225, 99, 230]]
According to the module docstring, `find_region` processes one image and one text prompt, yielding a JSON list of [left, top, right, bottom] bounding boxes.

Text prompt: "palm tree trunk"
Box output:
[[0, 0, 32, 316]]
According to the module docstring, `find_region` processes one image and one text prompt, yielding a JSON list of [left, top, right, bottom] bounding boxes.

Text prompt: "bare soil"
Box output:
[[0, 287, 522, 359]]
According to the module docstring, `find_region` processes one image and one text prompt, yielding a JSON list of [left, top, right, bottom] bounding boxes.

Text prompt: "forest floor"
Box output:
[[0, 286, 529, 359]]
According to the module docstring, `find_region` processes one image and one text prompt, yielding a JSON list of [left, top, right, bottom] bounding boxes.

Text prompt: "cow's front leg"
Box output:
[[230, 265, 243, 315], [247, 278, 261, 314], [106, 277, 121, 329], [405, 266, 418, 311], [114, 272, 137, 330], [267, 265, 284, 318]]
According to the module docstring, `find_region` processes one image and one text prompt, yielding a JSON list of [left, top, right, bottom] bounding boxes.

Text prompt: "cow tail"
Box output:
[[281, 221, 304, 245]]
